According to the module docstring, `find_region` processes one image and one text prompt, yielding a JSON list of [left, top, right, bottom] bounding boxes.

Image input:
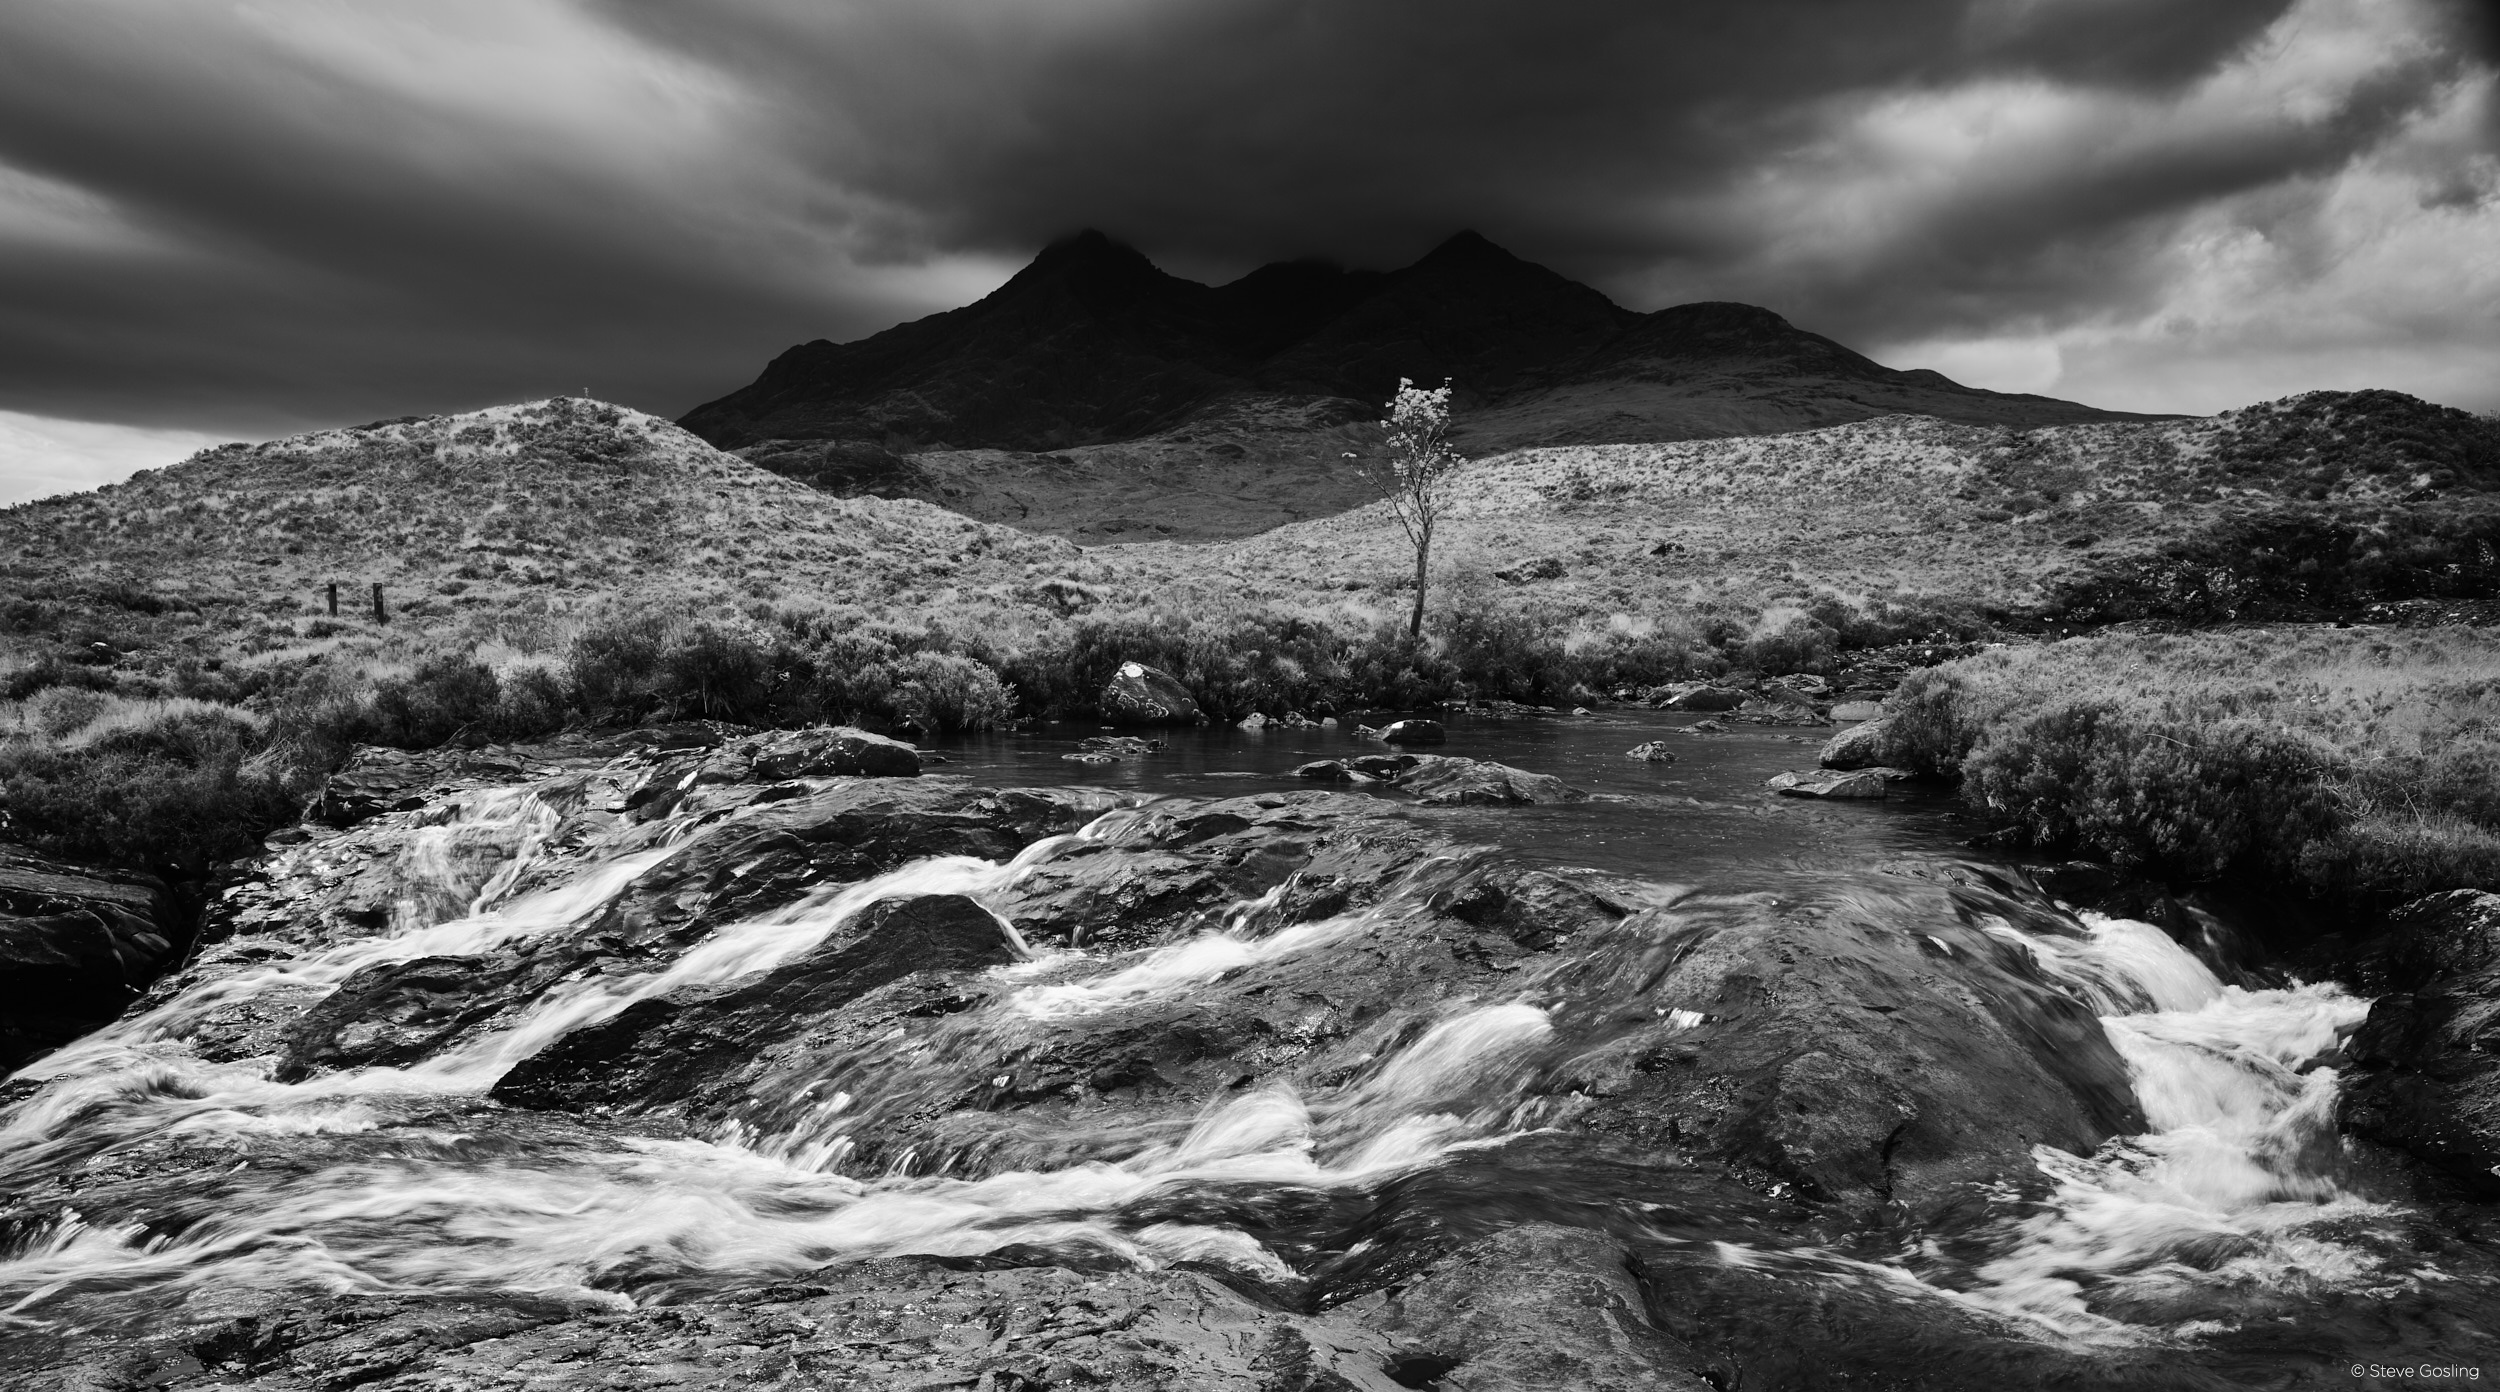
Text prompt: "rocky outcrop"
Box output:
[[1100, 661, 1202, 725], [0, 844, 181, 1071], [2338, 890, 2500, 1195], [1536, 878, 2145, 1213], [1327, 1224, 1711, 1390]]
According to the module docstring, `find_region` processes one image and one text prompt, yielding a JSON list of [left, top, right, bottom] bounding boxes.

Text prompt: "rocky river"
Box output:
[[2, 712, 2494, 1389]]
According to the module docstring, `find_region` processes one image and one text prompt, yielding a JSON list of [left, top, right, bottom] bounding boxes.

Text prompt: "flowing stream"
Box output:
[[0, 712, 2490, 1382]]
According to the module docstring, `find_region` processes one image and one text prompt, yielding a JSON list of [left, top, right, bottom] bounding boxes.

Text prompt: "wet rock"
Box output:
[[1539, 883, 2144, 1213], [2338, 889, 2500, 1196], [1237, 712, 1268, 730], [1328, 1223, 1711, 1390], [1624, 742, 1677, 763], [1664, 686, 1744, 712], [1378, 718, 1446, 745], [1294, 756, 1585, 805], [1430, 865, 1634, 952], [1398, 757, 1586, 806], [1765, 769, 1889, 799], [1731, 697, 1829, 727], [493, 894, 1022, 1112], [1684, 719, 1728, 734], [0, 843, 180, 1071], [313, 746, 437, 826], [745, 725, 920, 779], [1100, 661, 1202, 725], [1817, 714, 1895, 770], [1079, 735, 1163, 758]]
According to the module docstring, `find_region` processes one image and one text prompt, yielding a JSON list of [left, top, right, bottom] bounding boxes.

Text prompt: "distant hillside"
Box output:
[[681, 231, 2169, 540], [1092, 389, 2500, 620], [0, 398, 1081, 689]]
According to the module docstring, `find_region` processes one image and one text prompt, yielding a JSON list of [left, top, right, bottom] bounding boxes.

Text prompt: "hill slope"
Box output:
[[681, 231, 2168, 540], [0, 397, 1083, 695], [1093, 389, 2500, 621]]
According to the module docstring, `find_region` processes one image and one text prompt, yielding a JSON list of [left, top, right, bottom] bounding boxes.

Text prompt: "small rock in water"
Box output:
[[1379, 718, 1446, 745], [1665, 685, 1745, 712], [1238, 712, 1267, 730], [1766, 769, 1889, 799], [1077, 735, 1162, 758], [1624, 741, 1677, 763], [1060, 752, 1117, 764], [1572, 706, 1593, 716], [1686, 719, 1729, 734]]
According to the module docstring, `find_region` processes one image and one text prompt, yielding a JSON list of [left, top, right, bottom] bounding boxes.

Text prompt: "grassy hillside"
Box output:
[[1092, 390, 2500, 622], [1866, 627, 2500, 900], [6, 390, 2492, 902]]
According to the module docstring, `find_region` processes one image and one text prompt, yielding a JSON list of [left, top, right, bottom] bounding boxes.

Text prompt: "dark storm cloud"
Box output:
[[0, 0, 2491, 444]]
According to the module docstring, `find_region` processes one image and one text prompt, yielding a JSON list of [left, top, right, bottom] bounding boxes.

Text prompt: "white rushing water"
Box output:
[[0, 793, 1560, 1328], [1956, 912, 2383, 1338]]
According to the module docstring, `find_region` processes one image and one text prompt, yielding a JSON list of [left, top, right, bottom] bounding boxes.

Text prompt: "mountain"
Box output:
[[678, 231, 2170, 539]]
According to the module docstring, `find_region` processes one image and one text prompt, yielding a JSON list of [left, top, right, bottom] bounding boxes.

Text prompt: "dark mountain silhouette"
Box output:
[[681, 231, 2172, 539]]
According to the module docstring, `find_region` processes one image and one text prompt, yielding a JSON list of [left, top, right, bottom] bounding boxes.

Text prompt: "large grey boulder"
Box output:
[[1100, 661, 1202, 725], [1818, 714, 1895, 769]]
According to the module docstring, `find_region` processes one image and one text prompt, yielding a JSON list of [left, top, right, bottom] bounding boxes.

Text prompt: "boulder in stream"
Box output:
[[1625, 741, 1678, 763], [1664, 685, 1745, 712], [2338, 889, 2500, 1196], [1378, 718, 1446, 745], [1100, 661, 1201, 725], [1766, 768, 1891, 799], [1296, 754, 1586, 805], [1817, 714, 1896, 770]]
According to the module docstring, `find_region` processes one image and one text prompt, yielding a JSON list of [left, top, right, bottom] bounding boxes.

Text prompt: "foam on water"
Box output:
[[1951, 913, 2384, 1339]]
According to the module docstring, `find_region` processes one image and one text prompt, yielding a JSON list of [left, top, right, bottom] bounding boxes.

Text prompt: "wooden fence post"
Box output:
[[371, 583, 386, 624], [327, 582, 338, 617]]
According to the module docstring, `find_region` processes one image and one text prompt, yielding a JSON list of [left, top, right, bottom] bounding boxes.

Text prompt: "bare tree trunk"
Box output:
[[1407, 524, 1430, 637]]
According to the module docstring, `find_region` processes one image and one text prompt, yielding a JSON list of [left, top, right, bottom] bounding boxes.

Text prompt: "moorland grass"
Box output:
[[1877, 627, 2500, 898]]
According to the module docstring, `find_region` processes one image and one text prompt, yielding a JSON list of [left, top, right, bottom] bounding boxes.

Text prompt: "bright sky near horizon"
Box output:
[[1, 0, 2494, 500]]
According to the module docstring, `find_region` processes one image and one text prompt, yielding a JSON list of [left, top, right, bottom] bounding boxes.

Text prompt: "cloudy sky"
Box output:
[[2, 0, 2495, 502]]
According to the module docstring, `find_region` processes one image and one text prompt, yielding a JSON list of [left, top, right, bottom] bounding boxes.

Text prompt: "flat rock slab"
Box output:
[[1296, 754, 1587, 805], [1765, 768, 1895, 799]]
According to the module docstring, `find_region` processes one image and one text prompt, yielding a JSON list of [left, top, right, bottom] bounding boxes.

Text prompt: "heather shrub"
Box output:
[[0, 704, 306, 876], [889, 651, 1018, 732], [364, 655, 503, 747], [567, 611, 674, 720], [1960, 701, 2344, 880]]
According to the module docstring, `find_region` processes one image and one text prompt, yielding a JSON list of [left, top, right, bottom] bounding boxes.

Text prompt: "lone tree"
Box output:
[[1357, 377, 1465, 637]]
